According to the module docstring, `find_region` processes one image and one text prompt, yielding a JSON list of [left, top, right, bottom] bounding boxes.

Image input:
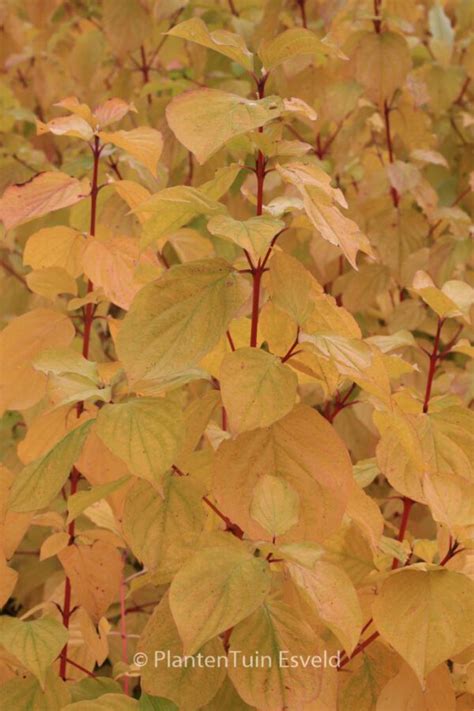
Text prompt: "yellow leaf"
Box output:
[[167, 17, 254, 71], [347, 30, 411, 103], [95, 397, 184, 486], [228, 595, 323, 710], [134, 185, 225, 250], [63, 694, 138, 710], [373, 568, 474, 683], [207, 214, 284, 260], [0, 669, 70, 709], [123, 474, 205, 581], [0, 308, 75, 414], [412, 271, 474, 321], [99, 127, 163, 176], [116, 259, 248, 382], [268, 251, 316, 325], [26, 266, 77, 300], [112, 179, 151, 222], [0, 616, 68, 688], [23, 226, 86, 278], [0, 557, 18, 607], [67, 475, 131, 524], [93, 97, 137, 128], [213, 405, 352, 543], [102, 0, 150, 56], [54, 96, 94, 124], [137, 594, 226, 710], [376, 662, 456, 711], [338, 641, 399, 711], [250, 474, 300, 537], [39, 531, 70, 560], [259, 28, 342, 70], [277, 163, 371, 268], [166, 89, 282, 164], [58, 541, 122, 623], [220, 348, 297, 433], [375, 406, 474, 520], [8, 419, 93, 512], [169, 538, 271, 654], [82, 234, 160, 310], [0, 171, 89, 231], [287, 559, 363, 655], [0, 465, 32, 559], [36, 115, 93, 141]]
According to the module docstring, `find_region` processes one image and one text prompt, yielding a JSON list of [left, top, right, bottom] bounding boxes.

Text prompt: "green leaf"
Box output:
[[169, 538, 271, 654], [63, 694, 138, 710], [134, 186, 225, 250], [116, 259, 249, 383], [122, 474, 206, 581], [228, 596, 323, 709], [0, 669, 71, 710], [0, 616, 69, 688], [166, 89, 283, 164], [139, 694, 178, 711], [138, 595, 226, 711], [220, 348, 298, 433], [207, 214, 284, 260], [67, 475, 131, 524], [95, 398, 184, 486], [8, 419, 93, 512], [70, 677, 123, 703]]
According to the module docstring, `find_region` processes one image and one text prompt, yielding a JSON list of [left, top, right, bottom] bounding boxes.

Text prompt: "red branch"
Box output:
[[59, 136, 101, 681], [383, 100, 399, 207]]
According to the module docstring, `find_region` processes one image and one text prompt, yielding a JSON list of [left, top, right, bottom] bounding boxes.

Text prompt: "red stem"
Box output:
[[423, 318, 444, 413], [391, 497, 414, 570], [59, 136, 101, 681], [383, 100, 399, 207], [65, 657, 96, 678], [297, 0, 307, 28], [250, 266, 262, 348]]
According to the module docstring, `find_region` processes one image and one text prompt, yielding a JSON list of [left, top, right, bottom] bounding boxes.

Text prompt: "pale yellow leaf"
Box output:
[[0, 308, 75, 413], [23, 226, 86, 278], [250, 474, 300, 537], [99, 127, 163, 176], [166, 88, 282, 164], [0, 616, 68, 688], [220, 348, 297, 433], [287, 559, 363, 655], [167, 17, 253, 70], [169, 538, 271, 654], [0, 172, 90, 231], [137, 594, 226, 710], [376, 662, 456, 711], [116, 259, 248, 382], [123, 474, 205, 581], [58, 541, 122, 623], [373, 568, 474, 683], [228, 595, 323, 710], [213, 405, 352, 543], [95, 397, 183, 486], [207, 214, 284, 260]]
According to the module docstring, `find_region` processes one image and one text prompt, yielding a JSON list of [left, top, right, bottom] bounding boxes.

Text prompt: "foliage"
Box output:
[[0, 0, 473, 709]]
